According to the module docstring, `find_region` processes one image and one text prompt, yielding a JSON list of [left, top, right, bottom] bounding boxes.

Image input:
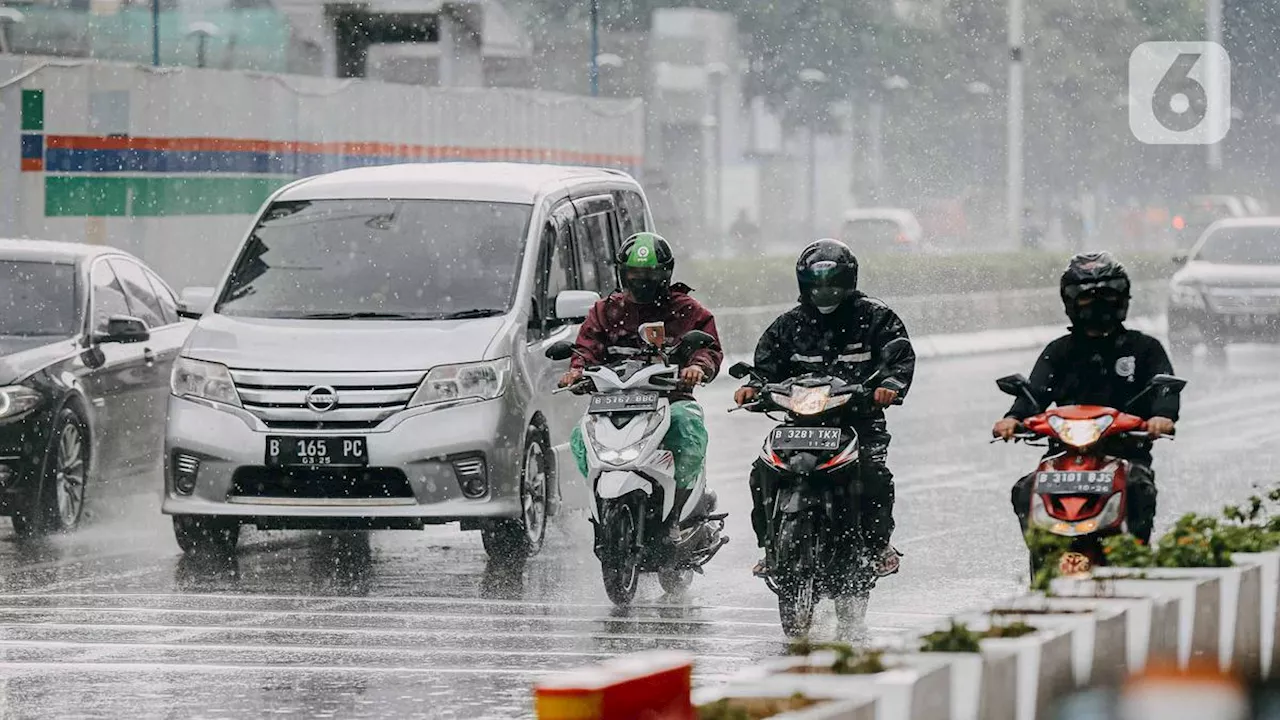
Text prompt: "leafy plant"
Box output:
[[984, 620, 1037, 639], [697, 693, 818, 720], [785, 640, 886, 674], [1155, 513, 1232, 568], [1102, 534, 1156, 568], [920, 620, 983, 653], [1024, 527, 1074, 592]]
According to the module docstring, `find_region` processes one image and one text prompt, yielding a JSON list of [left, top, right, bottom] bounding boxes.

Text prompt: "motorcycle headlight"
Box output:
[[0, 385, 43, 422], [586, 409, 665, 467], [1170, 283, 1205, 309], [410, 358, 510, 407], [171, 357, 241, 407], [1047, 415, 1112, 448], [790, 386, 832, 415]]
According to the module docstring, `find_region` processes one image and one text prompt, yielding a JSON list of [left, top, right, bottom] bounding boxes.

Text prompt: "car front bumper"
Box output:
[[162, 394, 525, 527]]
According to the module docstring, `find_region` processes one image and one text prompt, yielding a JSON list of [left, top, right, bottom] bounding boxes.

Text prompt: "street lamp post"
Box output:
[[151, 0, 161, 65], [870, 75, 909, 207], [965, 81, 993, 190], [705, 62, 729, 248], [1007, 0, 1025, 248], [799, 68, 828, 240], [589, 0, 599, 96]]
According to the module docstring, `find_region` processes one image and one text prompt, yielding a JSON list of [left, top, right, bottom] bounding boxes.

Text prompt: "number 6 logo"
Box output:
[[1129, 41, 1230, 145]]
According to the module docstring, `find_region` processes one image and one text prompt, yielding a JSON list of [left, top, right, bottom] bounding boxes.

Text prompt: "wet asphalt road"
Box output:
[[2, 345, 1279, 719]]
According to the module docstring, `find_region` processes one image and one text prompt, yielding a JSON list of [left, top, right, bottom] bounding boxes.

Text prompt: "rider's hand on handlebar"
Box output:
[[873, 387, 899, 408], [734, 386, 758, 406], [1147, 416, 1176, 438], [679, 365, 706, 388], [993, 417, 1021, 440], [558, 368, 583, 388]]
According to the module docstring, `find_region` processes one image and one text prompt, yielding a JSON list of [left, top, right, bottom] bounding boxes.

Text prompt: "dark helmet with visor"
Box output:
[[796, 238, 859, 314], [1060, 251, 1132, 332]]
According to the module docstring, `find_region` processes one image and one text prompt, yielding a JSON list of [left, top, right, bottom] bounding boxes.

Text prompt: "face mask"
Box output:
[[628, 280, 663, 305]]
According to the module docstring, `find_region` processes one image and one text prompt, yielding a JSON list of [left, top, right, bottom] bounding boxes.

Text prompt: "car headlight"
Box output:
[[0, 385, 43, 422], [170, 357, 241, 407], [410, 358, 510, 408], [1170, 283, 1205, 309], [1047, 415, 1112, 448]]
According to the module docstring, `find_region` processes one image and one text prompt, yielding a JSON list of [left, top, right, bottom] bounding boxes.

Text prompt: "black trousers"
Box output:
[[750, 419, 896, 552], [1011, 458, 1157, 544]]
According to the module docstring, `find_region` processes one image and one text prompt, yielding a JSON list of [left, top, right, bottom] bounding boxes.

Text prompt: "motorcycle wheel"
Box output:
[[658, 567, 694, 596], [773, 513, 817, 638], [599, 497, 642, 606]]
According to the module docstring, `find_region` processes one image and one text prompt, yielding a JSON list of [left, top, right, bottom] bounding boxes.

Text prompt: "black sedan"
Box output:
[[1168, 218, 1280, 361], [0, 239, 190, 537]]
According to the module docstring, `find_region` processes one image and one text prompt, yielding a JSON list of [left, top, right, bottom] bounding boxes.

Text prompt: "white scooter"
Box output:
[[546, 322, 729, 605]]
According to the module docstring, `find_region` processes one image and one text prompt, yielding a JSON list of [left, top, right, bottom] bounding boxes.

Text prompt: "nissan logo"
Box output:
[[304, 386, 339, 413]]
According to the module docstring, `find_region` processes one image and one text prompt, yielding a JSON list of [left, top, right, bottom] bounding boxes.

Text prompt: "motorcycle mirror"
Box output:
[[1149, 373, 1188, 393], [995, 373, 1031, 397], [678, 330, 715, 352], [728, 362, 754, 380], [544, 341, 576, 361]]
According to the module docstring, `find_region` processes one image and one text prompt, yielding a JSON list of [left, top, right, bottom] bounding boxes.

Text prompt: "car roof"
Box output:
[[0, 238, 132, 264], [1204, 216, 1280, 229], [275, 162, 639, 204]]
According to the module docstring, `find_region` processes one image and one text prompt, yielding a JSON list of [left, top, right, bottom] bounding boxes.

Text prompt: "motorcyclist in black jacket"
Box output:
[[735, 238, 916, 578], [993, 251, 1180, 544]]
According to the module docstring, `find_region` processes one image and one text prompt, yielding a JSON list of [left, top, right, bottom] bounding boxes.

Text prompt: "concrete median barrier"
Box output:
[[1045, 581, 1181, 673], [943, 613, 1074, 720], [1232, 549, 1280, 678], [916, 648, 1018, 720], [1075, 571, 1222, 669], [991, 595, 1130, 687]]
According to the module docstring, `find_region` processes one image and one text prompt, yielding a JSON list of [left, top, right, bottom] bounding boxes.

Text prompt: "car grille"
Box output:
[[229, 369, 424, 430], [1206, 289, 1280, 314], [230, 467, 414, 501]]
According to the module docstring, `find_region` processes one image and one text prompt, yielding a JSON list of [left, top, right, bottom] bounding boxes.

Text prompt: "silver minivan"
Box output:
[[164, 162, 653, 559]]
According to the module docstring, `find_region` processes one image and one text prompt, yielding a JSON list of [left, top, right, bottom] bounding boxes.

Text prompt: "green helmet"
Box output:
[[616, 232, 674, 304]]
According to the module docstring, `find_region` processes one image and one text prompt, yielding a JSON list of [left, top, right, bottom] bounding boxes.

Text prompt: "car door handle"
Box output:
[[144, 348, 156, 366]]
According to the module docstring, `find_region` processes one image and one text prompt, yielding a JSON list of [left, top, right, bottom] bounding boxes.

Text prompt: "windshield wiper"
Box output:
[[432, 309, 506, 320], [295, 311, 437, 320]]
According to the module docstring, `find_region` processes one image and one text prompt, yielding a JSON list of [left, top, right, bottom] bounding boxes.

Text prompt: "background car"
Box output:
[[0, 239, 190, 537], [837, 208, 924, 253], [1168, 217, 1280, 361], [1169, 194, 1265, 249]]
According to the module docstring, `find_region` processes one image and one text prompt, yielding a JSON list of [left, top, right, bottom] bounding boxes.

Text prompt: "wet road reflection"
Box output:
[[0, 348, 1277, 717]]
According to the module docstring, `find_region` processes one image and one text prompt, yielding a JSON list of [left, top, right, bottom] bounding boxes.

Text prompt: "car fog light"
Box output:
[[174, 453, 200, 495], [452, 455, 488, 499]]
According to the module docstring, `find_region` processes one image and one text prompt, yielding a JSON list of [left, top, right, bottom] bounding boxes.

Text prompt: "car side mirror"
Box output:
[[1172, 251, 1189, 266], [178, 286, 215, 319], [553, 290, 600, 325], [545, 340, 576, 361], [728, 362, 754, 380], [95, 315, 150, 345]]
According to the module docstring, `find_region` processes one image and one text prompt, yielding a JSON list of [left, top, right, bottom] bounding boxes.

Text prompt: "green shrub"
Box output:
[[1155, 514, 1232, 568], [1102, 534, 1156, 568], [786, 640, 886, 674], [920, 621, 983, 653]]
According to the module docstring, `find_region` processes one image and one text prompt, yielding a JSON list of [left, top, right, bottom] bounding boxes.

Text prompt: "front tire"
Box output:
[[658, 567, 694, 596], [599, 497, 642, 606], [773, 513, 817, 637], [173, 515, 241, 556], [13, 406, 90, 538], [481, 431, 550, 563]]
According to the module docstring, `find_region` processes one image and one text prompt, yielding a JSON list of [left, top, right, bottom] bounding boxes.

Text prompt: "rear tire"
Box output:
[[481, 432, 549, 563], [173, 515, 240, 556], [599, 497, 642, 606]]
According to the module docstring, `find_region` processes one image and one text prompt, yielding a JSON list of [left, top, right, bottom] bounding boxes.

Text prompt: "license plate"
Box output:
[[770, 427, 843, 451], [265, 436, 368, 467], [588, 391, 659, 413], [1035, 471, 1114, 495]]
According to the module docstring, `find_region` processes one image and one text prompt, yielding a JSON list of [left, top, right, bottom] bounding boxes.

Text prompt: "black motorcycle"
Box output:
[[729, 361, 898, 638]]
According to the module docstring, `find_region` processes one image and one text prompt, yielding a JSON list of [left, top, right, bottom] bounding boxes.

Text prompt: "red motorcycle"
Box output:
[[995, 373, 1185, 576]]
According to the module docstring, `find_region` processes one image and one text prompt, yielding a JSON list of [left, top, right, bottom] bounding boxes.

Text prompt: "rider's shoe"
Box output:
[[752, 557, 770, 577], [874, 544, 903, 577]]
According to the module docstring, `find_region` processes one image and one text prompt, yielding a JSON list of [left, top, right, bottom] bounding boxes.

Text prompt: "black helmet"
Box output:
[[1060, 251, 1131, 332], [796, 238, 859, 314], [616, 232, 675, 304]]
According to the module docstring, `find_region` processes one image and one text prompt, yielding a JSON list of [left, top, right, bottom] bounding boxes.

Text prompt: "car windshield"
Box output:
[[216, 199, 532, 320], [0, 260, 79, 337], [841, 219, 910, 252], [1197, 226, 1280, 265]]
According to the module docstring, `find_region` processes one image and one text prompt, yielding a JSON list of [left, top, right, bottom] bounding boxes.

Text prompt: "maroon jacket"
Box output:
[[571, 283, 723, 401]]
